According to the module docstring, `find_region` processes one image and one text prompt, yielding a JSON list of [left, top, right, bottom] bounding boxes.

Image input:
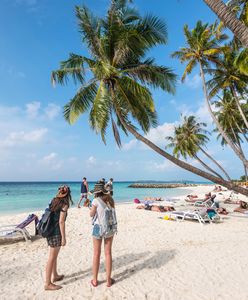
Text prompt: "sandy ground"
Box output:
[[1, 185, 248, 300]]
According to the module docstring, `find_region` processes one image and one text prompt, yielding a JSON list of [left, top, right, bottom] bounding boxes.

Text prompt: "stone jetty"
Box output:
[[128, 183, 197, 188]]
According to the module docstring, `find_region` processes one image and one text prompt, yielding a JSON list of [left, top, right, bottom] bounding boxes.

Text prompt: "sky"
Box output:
[[0, 0, 245, 182]]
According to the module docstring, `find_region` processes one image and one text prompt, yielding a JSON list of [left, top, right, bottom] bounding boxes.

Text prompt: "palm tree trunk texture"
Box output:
[[112, 100, 248, 195], [243, 164, 248, 182], [230, 86, 248, 129], [194, 154, 224, 179], [199, 62, 248, 169], [199, 146, 231, 181], [203, 0, 248, 48]]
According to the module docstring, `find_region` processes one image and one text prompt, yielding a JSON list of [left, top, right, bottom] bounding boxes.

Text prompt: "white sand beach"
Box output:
[[1, 185, 248, 300]]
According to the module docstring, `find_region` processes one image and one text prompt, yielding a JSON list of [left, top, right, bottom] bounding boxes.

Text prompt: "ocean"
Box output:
[[0, 181, 205, 215]]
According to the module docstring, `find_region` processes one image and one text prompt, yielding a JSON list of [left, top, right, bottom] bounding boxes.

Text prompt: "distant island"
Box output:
[[128, 183, 198, 188]]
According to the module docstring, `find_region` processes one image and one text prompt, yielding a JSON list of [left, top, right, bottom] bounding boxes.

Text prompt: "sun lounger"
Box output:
[[194, 195, 216, 208], [0, 214, 39, 242], [169, 209, 212, 224]]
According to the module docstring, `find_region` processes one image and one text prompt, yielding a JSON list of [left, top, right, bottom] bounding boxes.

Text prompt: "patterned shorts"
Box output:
[[47, 235, 62, 247]]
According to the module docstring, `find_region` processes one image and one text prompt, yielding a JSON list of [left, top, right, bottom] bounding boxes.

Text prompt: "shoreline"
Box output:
[[0, 185, 201, 217], [2, 184, 248, 300]]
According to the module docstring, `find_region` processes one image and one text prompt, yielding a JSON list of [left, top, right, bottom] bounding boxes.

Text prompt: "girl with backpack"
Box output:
[[90, 182, 117, 287], [44, 185, 73, 291]]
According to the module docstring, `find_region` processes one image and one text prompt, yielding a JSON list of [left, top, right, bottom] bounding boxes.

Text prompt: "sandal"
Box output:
[[91, 279, 98, 287], [106, 278, 115, 287]]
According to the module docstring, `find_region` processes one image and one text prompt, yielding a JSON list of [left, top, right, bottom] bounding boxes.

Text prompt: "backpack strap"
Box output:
[[92, 211, 98, 225]]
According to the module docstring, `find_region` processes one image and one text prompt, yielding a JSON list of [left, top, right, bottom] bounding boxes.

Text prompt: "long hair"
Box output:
[[50, 186, 73, 212], [95, 192, 115, 208]]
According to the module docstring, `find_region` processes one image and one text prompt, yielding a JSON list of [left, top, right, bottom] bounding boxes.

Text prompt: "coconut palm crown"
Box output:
[[171, 20, 227, 82], [51, 1, 176, 147]]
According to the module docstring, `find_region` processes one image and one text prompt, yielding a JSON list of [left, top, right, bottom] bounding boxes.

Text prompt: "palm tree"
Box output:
[[227, 0, 248, 27], [182, 115, 231, 180], [166, 116, 231, 180], [203, 0, 248, 47], [214, 90, 248, 179], [166, 125, 224, 178], [235, 48, 248, 75], [52, 1, 248, 195], [207, 46, 248, 128], [172, 21, 248, 169]]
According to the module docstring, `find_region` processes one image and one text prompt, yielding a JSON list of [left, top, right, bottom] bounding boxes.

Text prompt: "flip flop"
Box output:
[[106, 278, 115, 287], [91, 280, 98, 287]]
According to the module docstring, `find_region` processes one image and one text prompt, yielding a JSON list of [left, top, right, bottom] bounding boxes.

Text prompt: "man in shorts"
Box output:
[[78, 177, 89, 208]]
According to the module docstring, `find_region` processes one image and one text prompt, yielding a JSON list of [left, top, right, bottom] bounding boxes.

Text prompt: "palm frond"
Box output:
[[111, 116, 122, 147], [64, 81, 98, 124], [76, 6, 102, 59], [124, 62, 177, 93]]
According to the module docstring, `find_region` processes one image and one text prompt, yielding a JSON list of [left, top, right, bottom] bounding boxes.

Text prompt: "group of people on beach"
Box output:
[[44, 178, 116, 291], [77, 177, 114, 208], [41, 181, 248, 291]]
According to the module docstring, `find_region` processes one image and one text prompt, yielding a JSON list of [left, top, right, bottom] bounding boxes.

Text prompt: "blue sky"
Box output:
[[0, 0, 245, 181]]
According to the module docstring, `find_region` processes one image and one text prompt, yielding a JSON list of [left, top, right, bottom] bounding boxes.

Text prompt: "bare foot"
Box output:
[[53, 275, 64, 282], [44, 283, 62, 291], [106, 278, 115, 287], [77, 205, 81, 208]]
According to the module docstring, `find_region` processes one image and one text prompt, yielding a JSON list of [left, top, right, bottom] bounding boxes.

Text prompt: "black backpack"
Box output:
[[36, 208, 55, 238]]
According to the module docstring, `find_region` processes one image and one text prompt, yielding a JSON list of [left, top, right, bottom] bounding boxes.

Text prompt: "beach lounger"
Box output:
[[193, 195, 216, 208], [169, 209, 212, 224], [0, 214, 39, 242]]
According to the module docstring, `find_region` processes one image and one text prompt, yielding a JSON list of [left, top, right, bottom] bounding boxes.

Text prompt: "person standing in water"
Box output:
[[78, 177, 89, 208]]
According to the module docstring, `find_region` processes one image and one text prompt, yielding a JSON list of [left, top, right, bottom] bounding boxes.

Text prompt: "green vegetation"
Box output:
[[52, 0, 248, 195]]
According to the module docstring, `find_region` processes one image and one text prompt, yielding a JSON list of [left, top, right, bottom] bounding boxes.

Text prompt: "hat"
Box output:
[[56, 185, 69, 198], [134, 198, 140, 204], [91, 182, 109, 194]]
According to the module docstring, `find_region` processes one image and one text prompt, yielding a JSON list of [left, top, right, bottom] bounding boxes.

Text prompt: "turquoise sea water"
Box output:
[[0, 181, 207, 215]]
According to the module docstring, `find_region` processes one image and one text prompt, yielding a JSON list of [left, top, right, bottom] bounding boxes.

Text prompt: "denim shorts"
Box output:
[[92, 224, 115, 240], [92, 224, 102, 239]]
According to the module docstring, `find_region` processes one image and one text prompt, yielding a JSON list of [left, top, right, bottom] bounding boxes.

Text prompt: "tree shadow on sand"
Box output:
[[63, 249, 176, 285]]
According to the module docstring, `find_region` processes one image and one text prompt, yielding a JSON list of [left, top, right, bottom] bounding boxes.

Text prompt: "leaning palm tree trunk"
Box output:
[[203, 0, 248, 47], [194, 154, 224, 179], [199, 146, 232, 180], [243, 164, 248, 182], [236, 138, 248, 183], [113, 106, 248, 195], [230, 86, 248, 129], [199, 62, 248, 169]]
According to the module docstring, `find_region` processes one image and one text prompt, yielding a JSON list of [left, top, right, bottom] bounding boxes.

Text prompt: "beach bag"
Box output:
[[93, 204, 117, 237], [36, 208, 54, 238]]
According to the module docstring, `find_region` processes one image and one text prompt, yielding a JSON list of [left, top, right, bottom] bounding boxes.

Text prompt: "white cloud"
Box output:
[[185, 74, 201, 89], [146, 122, 176, 145], [122, 122, 177, 151], [25, 102, 61, 121], [169, 99, 176, 105], [39, 152, 62, 170], [26, 101, 41, 119], [122, 139, 138, 151], [87, 156, 97, 166], [44, 103, 60, 120], [149, 160, 172, 171], [179, 101, 213, 126], [0, 128, 48, 148], [42, 152, 57, 162]]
